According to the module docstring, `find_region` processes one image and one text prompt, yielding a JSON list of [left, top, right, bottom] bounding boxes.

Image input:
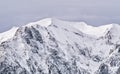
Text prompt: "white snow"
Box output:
[[26, 18, 52, 27], [24, 18, 115, 38], [56, 18, 114, 38], [0, 27, 18, 43], [70, 22, 113, 38], [0, 18, 117, 44]]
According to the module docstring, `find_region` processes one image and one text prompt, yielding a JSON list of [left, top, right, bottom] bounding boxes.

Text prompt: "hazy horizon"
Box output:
[[0, 0, 120, 32]]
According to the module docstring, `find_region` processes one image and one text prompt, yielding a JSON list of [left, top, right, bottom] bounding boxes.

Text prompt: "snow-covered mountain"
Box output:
[[0, 18, 120, 74]]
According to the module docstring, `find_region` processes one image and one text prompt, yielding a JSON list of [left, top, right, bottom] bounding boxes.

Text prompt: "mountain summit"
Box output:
[[0, 18, 120, 74]]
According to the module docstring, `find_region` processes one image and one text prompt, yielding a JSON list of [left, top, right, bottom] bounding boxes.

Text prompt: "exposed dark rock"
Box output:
[[24, 27, 33, 44], [93, 55, 102, 62], [116, 67, 120, 74], [96, 64, 109, 74], [31, 27, 43, 43]]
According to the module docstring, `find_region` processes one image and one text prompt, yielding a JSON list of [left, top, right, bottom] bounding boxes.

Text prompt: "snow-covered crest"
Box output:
[[24, 18, 117, 37], [0, 18, 118, 43], [26, 18, 52, 27]]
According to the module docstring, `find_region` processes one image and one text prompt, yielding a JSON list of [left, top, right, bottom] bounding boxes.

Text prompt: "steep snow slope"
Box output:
[[0, 18, 120, 74], [0, 27, 18, 43]]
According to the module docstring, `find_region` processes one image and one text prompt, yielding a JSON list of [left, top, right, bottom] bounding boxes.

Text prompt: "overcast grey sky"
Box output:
[[0, 0, 120, 32]]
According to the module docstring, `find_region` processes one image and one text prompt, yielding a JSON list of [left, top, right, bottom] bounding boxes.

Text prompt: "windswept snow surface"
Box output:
[[0, 18, 120, 74]]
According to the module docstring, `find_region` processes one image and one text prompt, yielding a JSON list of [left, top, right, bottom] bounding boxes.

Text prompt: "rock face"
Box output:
[[0, 18, 120, 74]]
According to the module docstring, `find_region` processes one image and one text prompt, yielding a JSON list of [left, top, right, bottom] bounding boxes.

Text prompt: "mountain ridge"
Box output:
[[0, 18, 119, 44], [0, 18, 120, 74]]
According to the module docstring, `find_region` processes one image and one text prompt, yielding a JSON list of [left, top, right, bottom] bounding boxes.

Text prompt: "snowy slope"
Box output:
[[0, 18, 120, 74], [26, 18, 52, 27], [72, 22, 113, 37], [0, 27, 18, 43]]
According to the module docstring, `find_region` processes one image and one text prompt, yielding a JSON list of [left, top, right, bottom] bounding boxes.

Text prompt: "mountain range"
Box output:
[[0, 18, 120, 74]]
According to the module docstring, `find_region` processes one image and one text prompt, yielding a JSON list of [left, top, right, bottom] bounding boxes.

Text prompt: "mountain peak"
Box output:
[[26, 18, 53, 27], [25, 18, 87, 27], [25, 18, 119, 38]]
